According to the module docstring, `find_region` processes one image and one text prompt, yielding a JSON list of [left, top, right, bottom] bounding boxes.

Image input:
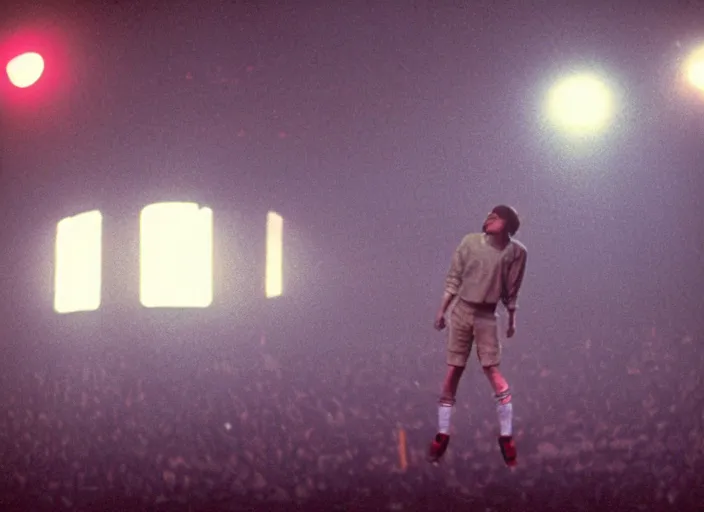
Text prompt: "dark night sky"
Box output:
[[0, 0, 702, 344]]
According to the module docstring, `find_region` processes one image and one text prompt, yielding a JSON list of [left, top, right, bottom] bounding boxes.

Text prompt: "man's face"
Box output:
[[483, 212, 507, 235]]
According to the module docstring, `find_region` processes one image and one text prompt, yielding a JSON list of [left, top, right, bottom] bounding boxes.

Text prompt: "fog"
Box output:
[[0, 1, 702, 510]]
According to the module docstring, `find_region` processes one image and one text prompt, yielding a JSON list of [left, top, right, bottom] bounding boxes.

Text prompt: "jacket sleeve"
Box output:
[[444, 239, 467, 295], [501, 247, 527, 311]]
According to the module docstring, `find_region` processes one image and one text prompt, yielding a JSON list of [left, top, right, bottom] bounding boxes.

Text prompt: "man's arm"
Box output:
[[438, 290, 456, 316], [436, 241, 465, 326], [442, 241, 466, 309], [502, 248, 527, 333]]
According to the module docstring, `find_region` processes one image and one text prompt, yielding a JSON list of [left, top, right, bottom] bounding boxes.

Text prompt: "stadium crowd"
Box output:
[[0, 321, 701, 511]]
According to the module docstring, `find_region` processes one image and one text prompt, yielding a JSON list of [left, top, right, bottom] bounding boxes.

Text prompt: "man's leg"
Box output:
[[483, 365, 516, 466], [483, 365, 512, 435], [476, 316, 517, 466], [428, 300, 472, 463], [438, 364, 465, 434]]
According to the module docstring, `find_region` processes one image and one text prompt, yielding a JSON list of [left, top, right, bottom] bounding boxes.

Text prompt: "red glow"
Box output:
[[0, 21, 71, 110]]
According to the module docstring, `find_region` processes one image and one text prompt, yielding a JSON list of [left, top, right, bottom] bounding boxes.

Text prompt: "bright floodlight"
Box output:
[[140, 202, 213, 308], [54, 210, 102, 314], [685, 45, 704, 92], [546, 73, 614, 135], [6, 52, 45, 88], [266, 211, 283, 298]]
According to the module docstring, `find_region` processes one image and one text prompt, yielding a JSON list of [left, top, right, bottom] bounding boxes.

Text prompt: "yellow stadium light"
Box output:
[[266, 211, 283, 298], [140, 202, 213, 308], [546, 72, 615, 135], [685, 45, 704, 92], [54, 210, 102, 313]]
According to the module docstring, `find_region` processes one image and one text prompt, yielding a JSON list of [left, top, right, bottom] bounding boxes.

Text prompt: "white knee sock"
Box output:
[[438, 403, 453, 434], [495, 389, 513, 436]]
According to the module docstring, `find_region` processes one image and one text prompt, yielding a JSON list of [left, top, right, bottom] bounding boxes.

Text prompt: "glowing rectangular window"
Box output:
[[54, 210, 102, 313], [140, 202, 213, 308], [266, 211, 283, 298]]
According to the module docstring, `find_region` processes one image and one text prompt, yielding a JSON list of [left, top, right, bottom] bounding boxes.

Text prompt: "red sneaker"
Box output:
[[427, 433, 450, 463], [498, 435, 517, 467]]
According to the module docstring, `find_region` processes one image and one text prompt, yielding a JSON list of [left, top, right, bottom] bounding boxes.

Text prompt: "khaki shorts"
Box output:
[[446, 299, 501, 368]]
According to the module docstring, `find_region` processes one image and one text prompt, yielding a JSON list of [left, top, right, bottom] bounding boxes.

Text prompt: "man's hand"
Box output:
[[506, 310, 516, 338], [434, 310, 446, 331], [434, 292, 455, 331]]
